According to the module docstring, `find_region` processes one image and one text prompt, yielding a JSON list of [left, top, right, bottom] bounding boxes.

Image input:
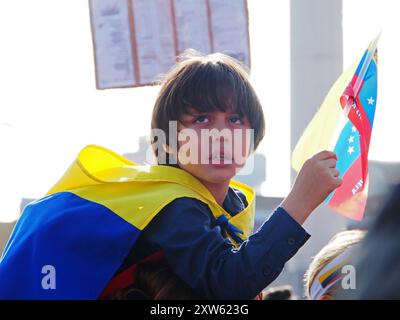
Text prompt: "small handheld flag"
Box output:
[[292, 36, 379, 220]]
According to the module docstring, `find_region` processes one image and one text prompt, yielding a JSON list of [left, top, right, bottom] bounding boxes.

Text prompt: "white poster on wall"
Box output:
[[89, 0, 250, 89], [210, 0, 250, 67], [174, 0, 212, 55], [132, 0, 176, 84], [89, 0, 135, 89]]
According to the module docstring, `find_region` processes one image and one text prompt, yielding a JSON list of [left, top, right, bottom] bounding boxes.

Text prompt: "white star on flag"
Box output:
[[351, 126, 357, 132], [347, 146, 355, 155], [348, 136, 354, 143], [368, 97, 375, 105]]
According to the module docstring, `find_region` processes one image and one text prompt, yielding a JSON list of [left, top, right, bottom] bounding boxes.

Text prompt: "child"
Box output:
[[0, 51, 342, 300], [304, 229, 365, 300]]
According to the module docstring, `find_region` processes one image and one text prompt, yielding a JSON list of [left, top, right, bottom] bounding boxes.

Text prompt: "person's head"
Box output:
[[350, 184, 400, 299], [304, 229, 366, 300], [151, 50, 265, 185], [107, 258, 200, 300], [261, 285, 295, 300]]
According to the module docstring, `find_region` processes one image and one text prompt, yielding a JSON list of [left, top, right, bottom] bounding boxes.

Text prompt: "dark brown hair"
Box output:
[[107, 258, 200, 300], [150, 49, 265, 165]]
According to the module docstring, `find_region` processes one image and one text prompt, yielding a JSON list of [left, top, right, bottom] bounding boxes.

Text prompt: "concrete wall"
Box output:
[[0, 222, 15, 255], [272, 0, 348, 297]]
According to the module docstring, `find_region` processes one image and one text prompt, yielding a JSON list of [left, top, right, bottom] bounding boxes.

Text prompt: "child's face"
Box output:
[[173, 107, 252, 185]]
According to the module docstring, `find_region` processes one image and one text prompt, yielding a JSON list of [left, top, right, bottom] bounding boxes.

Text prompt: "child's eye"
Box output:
[[194, 115, 209, 124], [230, 115, 244, 124]]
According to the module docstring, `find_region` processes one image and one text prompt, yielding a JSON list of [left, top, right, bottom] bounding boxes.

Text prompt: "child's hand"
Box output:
[[281, 150, 342, 225]]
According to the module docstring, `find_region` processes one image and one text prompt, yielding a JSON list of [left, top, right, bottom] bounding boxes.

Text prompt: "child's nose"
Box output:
[[210, 130, 231, 146], [214, 134, 227, 144], [209, 115, 233, 143], [213, 116, 231, 131]]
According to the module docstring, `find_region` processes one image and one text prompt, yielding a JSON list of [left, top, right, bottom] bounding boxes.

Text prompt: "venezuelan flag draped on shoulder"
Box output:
[[0, 145, 255, 299], [292, 36, 379, 220]]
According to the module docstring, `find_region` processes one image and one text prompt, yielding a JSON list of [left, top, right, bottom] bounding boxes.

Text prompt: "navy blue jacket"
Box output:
[[120, 187, 310, 299]]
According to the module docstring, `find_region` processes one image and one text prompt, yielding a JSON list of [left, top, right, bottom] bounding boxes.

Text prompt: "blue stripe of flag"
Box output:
[[358, 60, 377, 128], [325, 120, 361, 204], [0, 192, 139, 299]]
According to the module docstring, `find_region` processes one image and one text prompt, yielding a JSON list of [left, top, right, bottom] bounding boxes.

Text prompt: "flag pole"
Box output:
[[343, 33, 381, 118], [329, 34, 381, 152]]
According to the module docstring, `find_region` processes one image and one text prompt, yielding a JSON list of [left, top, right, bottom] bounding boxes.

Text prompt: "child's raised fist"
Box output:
[[281, 150, 342, 224]]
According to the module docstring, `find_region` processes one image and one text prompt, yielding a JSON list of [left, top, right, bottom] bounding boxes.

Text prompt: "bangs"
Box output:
[[175, 62, 248, 118]]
